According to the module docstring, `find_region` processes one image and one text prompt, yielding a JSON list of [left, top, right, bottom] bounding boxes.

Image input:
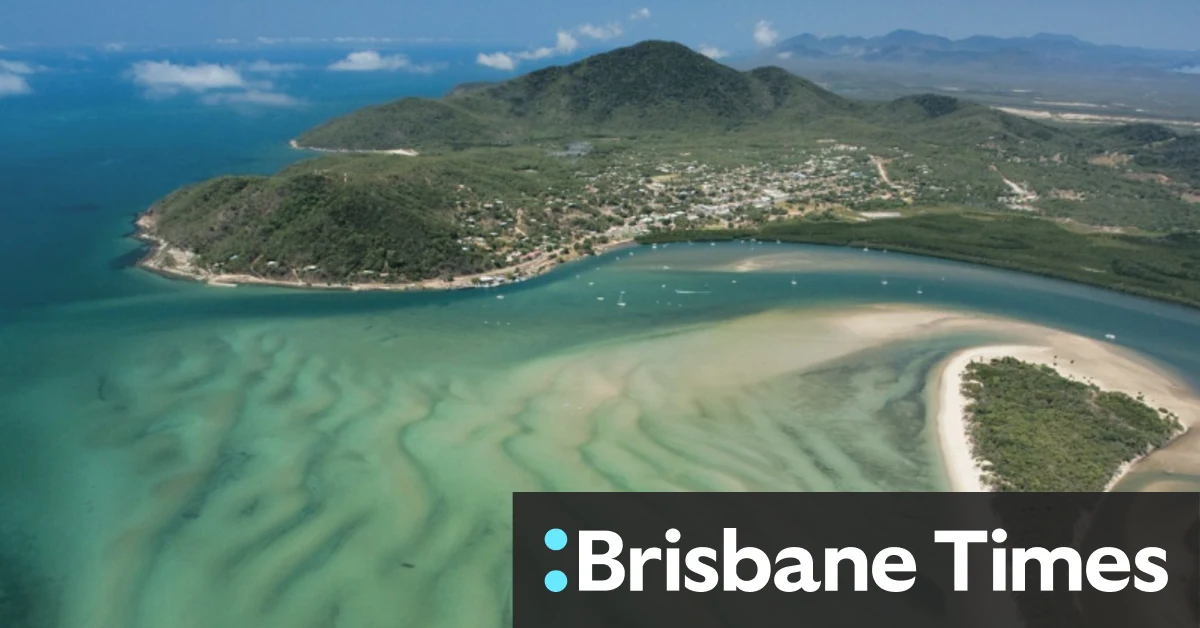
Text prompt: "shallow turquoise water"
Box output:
[[4, 244, 1200, 627], [2, 48, 1200, 628]]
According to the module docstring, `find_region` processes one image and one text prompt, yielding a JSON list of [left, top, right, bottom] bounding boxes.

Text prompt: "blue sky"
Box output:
[[3, 0, 1198, 51]]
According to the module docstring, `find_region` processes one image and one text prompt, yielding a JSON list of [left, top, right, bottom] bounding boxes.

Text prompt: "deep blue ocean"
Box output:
[[0, 45, 502, 312]]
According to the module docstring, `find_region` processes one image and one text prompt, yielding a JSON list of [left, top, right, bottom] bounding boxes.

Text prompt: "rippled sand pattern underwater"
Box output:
[[5, 245, 1200, 628], [8, 308, 968, 628]]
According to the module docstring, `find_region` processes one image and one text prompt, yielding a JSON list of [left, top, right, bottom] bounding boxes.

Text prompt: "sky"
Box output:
[[2, 0, 1199, 51]]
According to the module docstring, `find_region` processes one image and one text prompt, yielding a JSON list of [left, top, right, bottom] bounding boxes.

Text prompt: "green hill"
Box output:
[[297, 41, 857, 150], [146, 151, 585, 282], [1131, 135, 1200, 186], [145, 40, 1200, 296], [870, 94, 1071, 147]]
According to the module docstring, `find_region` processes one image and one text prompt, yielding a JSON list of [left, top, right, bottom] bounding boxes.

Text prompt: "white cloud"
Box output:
[[1175, 65, 1200, 74], [754, 20, 780, 47], [243, 60, 303, 73], [102, 42, 127, 52], [777, 51, 793, 59], [630, 8, 651, 20], [698, 45, 729, 60], [130, 60, 245, 96], [515, 47, 555, 61], [0, 73, 32, 97], [328, 50, 436, 72], [201, 89, 300, 106], [556, 30, 579, 53], [480, 29, 581, 70], [477, 52, 517, 70], [477, 16, 637, 71], [578, 22, 623, 40], [129, 60, 298, 106], [0, 60, 38, 74]]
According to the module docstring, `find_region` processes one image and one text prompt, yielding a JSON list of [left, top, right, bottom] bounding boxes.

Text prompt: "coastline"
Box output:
[[133, 212, 633, 293], [288, 139, 419, 157], [933, 341, 1198, 492]]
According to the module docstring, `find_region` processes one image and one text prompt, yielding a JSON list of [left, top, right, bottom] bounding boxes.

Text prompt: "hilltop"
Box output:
[[141, 40, 1200, 300], [296, 41, 857, 151]]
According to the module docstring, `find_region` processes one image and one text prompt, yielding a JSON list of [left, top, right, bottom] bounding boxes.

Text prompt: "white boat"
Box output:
[[791, 278, 797, 286], [496, 295, 505, 300], [862, 247, 869, 252], [618, 291, 626, 307], [1105, 333, 1117, 341], [881, 280, 888, 286], [597, 297, 605, 301]]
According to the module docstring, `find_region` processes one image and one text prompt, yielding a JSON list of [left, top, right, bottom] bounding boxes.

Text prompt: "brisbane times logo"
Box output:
[[534, 527, 1168, 594], [512, 493, 1198, 628]]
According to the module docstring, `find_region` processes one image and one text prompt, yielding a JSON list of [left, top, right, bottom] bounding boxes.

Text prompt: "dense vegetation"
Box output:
[[298, 41, 858, 150], [639, 214, 1200, 307], [1132, 135, 1200, 187], [960, 357, 1181, 491], [151, 40, 1200, 297], [150, 150, 583, 281]]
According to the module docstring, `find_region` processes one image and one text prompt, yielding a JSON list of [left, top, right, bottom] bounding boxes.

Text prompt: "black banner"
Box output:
[[513, 492, 1199, 628]]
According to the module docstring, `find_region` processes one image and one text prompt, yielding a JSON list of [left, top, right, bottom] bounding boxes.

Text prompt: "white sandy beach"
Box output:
[[289, 139, 419, 156], [934, 338, 1200, 492]]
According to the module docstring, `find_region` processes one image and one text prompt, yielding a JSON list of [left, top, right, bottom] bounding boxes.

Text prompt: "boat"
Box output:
[[791, 278, 797, 286], [674, 290, 712, 295], [881, 280, 888, 286], [496, 295, 505, 300], [916, 287, 923, 295], [618, 291, 626, 307], [1105, 333, 1117, 341], [597, 297, 605, 301]]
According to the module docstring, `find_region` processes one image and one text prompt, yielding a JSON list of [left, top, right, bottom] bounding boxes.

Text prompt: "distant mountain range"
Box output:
[[772, 29, 1200, 74]]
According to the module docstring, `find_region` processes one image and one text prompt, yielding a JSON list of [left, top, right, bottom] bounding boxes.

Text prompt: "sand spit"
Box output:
[[934, 339, 1200, 493]]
